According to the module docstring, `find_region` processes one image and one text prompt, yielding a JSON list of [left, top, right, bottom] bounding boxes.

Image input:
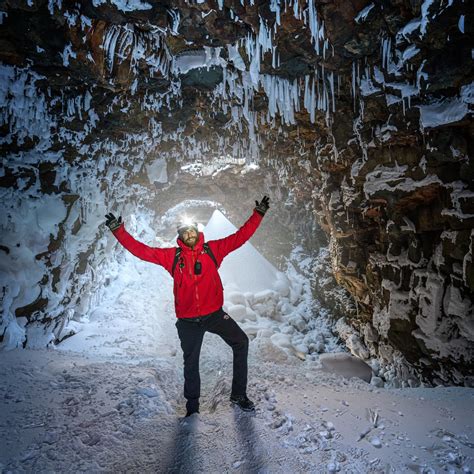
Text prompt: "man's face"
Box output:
[[181, 228, 198, 248]]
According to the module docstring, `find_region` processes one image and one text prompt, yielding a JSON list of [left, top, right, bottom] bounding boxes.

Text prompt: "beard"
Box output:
[[185, 236, 197, 246]]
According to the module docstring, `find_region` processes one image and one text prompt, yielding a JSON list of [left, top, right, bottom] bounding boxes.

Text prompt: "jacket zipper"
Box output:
[[191, 249, 201, 314]]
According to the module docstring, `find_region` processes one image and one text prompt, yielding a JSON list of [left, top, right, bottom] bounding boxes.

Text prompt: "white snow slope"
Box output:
[[1, 212, 473, 473]]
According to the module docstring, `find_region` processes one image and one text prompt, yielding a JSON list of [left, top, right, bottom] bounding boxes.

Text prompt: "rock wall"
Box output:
[[0, 0, 472, 384], [312, 0, 474, 385]]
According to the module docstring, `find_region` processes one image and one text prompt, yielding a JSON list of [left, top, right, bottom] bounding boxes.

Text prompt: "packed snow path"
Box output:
[[1, 349, 473, 472], [1, 225, 473, 473]]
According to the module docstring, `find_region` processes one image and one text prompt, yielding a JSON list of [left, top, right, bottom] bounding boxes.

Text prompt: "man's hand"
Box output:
[[255, 196, 270, 216], [105, 213, 123, 232]]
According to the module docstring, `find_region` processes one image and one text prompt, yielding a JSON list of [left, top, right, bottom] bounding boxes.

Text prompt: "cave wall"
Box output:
[[0, 0, 473, 384]]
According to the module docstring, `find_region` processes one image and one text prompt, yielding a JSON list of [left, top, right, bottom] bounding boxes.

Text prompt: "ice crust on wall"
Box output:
[[146, 159, 168, 185], [0, 60, 168, 349], [419, 82, 474, 129], [0, 150, 121, 350], [92, 0, 152, 12], [0, 65, 52, 149], [319, 0, 472, 383]]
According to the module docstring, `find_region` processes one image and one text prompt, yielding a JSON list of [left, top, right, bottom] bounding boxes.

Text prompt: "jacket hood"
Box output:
[[177, 231, 205, 252]]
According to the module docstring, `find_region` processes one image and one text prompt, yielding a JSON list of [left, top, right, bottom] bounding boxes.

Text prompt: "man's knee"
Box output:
[[235, 331, 249, 350], [183, 349, 200, 365]]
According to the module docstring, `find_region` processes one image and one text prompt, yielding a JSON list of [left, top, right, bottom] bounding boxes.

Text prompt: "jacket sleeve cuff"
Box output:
[[112, 224, 125, 235]]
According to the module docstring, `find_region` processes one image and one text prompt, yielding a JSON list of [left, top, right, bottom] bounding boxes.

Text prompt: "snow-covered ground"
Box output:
[[1, 211, 473, 473], [2, 343, 473, 472]]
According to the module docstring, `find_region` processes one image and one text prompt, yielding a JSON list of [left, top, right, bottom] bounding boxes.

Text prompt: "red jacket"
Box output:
[[112, 210, 264, 318]]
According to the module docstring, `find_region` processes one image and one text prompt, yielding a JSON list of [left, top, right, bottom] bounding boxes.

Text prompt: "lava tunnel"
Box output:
[[1, 0, 473, 385], [1, 0, 474, 470]]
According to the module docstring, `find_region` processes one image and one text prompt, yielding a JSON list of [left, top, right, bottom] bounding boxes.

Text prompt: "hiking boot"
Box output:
[[230, 394, 255, 412], [185, 408, 199, 417]]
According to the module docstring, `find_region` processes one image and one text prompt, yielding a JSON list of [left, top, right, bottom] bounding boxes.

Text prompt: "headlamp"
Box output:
[[177, 218, 199, 237]]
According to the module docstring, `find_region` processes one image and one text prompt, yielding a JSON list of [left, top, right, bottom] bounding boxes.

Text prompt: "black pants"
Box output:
[[176, 308, 249, 410]]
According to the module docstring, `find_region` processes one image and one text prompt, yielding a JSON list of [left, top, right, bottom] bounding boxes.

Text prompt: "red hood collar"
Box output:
[[177, 232, 205, 252]]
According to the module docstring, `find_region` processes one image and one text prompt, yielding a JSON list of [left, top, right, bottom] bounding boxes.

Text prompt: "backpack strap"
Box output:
[[203, 243, 218, 268], [171, 244, 218, 277], [171, 247, 182, 276]]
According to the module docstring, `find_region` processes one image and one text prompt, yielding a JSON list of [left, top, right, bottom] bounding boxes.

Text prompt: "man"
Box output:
[[105, 196, 269, 417]]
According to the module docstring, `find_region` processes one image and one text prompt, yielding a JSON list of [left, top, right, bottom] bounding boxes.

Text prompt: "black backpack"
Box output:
[[171, 243, 218, 276]]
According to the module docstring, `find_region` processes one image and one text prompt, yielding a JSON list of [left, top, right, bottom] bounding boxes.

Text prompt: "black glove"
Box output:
[[255, 196, 270, 216], [105, 213, 123, 232]]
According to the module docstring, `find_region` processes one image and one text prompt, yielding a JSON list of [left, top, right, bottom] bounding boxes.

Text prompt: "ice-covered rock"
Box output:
[[370, 376, 384, 388], [226, 291, 247, 306], [226, 304, 248, 322]]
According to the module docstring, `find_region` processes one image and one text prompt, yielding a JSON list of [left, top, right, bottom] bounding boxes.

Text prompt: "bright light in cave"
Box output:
[[177, 215, 198, 229]]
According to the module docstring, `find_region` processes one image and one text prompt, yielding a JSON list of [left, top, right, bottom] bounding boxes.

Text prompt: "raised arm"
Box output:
[[105, 213, 174, 270], [208, 196, 269, 263]]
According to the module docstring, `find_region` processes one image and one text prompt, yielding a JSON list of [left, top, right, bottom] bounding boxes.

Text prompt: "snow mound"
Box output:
[[320, 353, 373, 382]]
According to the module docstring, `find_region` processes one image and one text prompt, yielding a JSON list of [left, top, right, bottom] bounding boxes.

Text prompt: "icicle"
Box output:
[[352, 61, 357, 111], [321, 66, 327, 113], [84, 90, 92, 111], [103, 26, 121, 73], [329, 71, 335, 112], [381, 37, 392, 71], [304, 75, 310, 111], [270, 0, 281, 26], [75, 95, 82, 120], [168, 9, 180, 34], [67, 98, 74, 117], [319, 21, 325, 40], [293, 0, 299, 20], [292, 78, 300, 113], [307, 0, 320, 55], [249, 42, 260, 86], [117, 25, 135, 67], [258, 16, 273, 55]]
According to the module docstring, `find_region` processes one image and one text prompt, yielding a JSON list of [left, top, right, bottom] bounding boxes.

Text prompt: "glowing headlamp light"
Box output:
[[177, 217, 199, 236]]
